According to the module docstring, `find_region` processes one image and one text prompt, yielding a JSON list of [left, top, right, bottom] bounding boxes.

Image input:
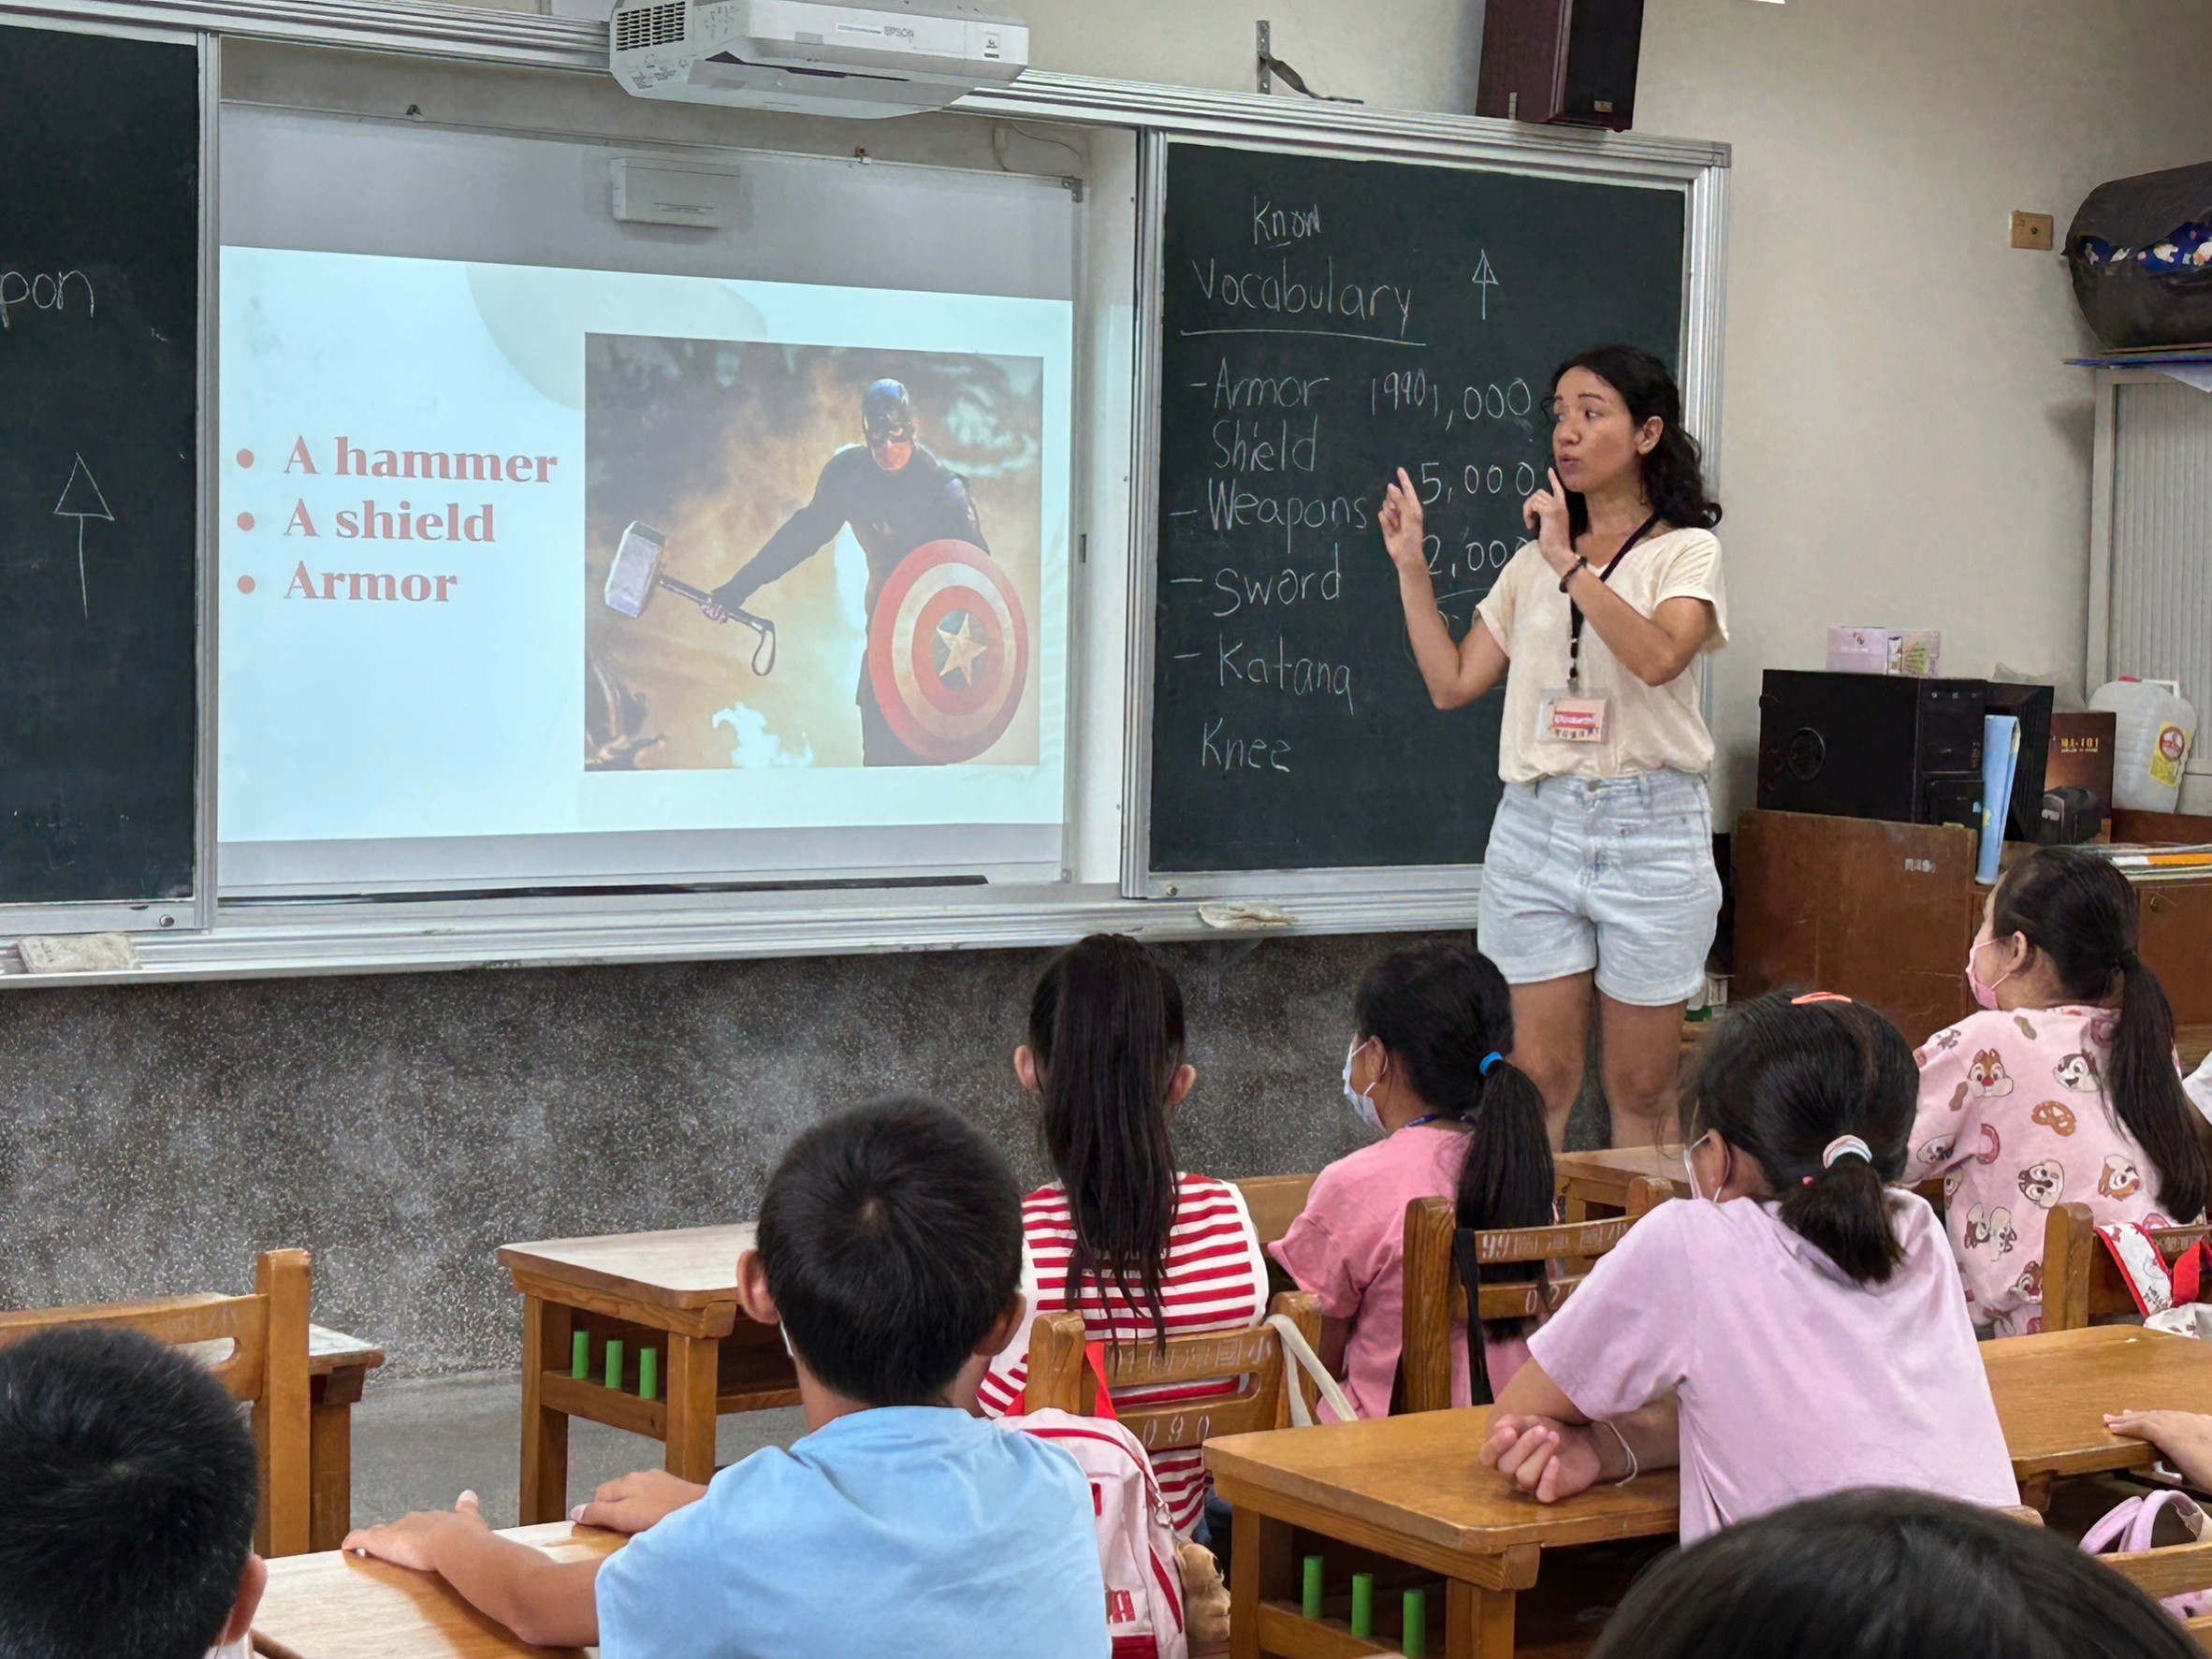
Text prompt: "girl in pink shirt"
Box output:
[[1482, 993, 2017, 1541], [1904, 847, 2208, 1336], [1270, 942, 1554, 1419]]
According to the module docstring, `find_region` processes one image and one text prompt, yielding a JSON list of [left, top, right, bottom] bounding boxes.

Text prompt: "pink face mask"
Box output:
[[1966, 935, 2015, 1011]]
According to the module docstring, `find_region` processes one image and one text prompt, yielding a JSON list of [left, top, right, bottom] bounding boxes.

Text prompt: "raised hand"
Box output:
[[1378, 467, 1429, 578]]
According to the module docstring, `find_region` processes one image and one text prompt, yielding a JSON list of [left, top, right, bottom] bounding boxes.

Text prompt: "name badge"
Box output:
[[1539, 691, 1609, 745]]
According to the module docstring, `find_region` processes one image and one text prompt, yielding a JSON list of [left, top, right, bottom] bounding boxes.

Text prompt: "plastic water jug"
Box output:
[[2089, 677, 2198, 812]]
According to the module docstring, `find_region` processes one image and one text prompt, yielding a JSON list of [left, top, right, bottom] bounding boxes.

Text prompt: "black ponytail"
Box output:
[[1993, 848, 2208, 1221], [1551, 344, 1722, 539], [1353, 942, 1554, 1338], [1029, 934, 1185, 1352], [1686, 993, 1917, 1285]]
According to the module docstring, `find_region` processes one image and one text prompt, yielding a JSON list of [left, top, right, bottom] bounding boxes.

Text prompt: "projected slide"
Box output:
[[217, 247, 1070, 876]]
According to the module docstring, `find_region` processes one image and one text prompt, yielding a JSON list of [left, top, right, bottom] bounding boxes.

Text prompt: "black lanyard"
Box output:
[[1567, 512, 1663, 687]]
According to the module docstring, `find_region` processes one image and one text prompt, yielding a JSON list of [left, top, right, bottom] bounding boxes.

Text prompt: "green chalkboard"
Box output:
[[0, 25, 201, 910], [1147, 141, 1687, 875]]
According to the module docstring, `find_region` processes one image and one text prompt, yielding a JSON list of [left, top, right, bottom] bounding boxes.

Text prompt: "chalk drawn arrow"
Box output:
[[51, 453, 113, 619], [1472, 250, 1500, 322]]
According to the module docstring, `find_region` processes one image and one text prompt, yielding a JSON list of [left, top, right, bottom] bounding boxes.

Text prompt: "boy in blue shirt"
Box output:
[[345, 1099, 1111, 1658], [0, 1328, 267, 1659]]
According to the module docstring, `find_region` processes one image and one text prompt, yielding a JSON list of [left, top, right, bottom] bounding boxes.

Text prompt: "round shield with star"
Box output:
[[866, 539, 1031, 763]]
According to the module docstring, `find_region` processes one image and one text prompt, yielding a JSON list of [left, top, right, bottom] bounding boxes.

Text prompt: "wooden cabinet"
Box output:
[[1733, 810, 2212, 1044]]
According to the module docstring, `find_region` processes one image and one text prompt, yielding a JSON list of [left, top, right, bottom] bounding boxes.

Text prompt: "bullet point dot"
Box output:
[[236, 512, 255, 531], [237, 575, 256, 595], [236, 449, 255, 469]]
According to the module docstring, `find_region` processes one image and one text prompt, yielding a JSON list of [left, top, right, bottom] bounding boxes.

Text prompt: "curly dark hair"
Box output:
[[1552, 343, 1722, 538]]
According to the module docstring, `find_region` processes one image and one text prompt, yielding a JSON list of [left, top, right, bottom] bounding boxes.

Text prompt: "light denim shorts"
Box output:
[[1476, 769, 1723, 1008]]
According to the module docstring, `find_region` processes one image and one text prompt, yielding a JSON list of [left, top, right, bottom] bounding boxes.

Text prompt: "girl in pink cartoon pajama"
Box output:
[[1904, 848, 2207, 1337]]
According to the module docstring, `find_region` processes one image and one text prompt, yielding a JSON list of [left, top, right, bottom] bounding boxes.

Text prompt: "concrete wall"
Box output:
[[0, 939, 1416, 1376]]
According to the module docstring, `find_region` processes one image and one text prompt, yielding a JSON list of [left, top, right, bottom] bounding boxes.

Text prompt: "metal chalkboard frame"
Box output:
[[1122, 126, 1729, 900]]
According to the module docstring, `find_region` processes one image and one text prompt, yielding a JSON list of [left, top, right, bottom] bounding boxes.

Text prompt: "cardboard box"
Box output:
[[1826, 627, 1943, 677]]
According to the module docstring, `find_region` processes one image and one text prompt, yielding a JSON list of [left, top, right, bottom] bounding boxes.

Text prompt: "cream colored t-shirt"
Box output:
[[1474, 527, 1727, 783]]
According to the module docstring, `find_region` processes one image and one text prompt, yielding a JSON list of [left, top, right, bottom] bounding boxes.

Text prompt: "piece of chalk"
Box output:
[[640, 1347, 659, 1402], [1403, 1589, 1426, 1656], [572, 1331, 589, 1379], [1302, 1555, 1323, 1620], [1351, 1573, 1375, 1638], [605, 1338, 624, 1391]]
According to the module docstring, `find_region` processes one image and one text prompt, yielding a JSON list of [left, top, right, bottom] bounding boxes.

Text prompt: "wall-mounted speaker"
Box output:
[[1477, 0, 1648, 133]]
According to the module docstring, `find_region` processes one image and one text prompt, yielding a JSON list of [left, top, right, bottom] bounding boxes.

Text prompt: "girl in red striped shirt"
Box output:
[[976, 934, 1268, 1537]]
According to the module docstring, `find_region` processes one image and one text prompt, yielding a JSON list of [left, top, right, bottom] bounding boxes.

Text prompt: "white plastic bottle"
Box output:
[[2089, 677, 2199, 813]]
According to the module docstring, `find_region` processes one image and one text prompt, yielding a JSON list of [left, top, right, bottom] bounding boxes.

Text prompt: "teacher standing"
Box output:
[[1379, 344, 1725, 1149]]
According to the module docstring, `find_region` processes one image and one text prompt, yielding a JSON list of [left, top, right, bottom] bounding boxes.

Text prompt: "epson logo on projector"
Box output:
[[837, 21, 914, 36]]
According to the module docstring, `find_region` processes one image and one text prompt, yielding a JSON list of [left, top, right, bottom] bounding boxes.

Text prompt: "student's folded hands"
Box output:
[[1480, 1414, 1604, 1505], [570, 1468, 710, 1534]]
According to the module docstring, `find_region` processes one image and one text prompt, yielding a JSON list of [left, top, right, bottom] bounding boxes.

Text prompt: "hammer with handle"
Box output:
[[604, 519, 777, 676]]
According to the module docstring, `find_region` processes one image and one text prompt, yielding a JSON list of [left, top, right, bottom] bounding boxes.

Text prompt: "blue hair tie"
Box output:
[[1479, 1052, 1505, 1077]]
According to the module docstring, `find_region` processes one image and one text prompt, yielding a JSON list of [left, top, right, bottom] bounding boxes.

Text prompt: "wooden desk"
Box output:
[[1984, 1324, 2212, 1503], [1207, 1325, 2212, 1653], [252, 1522, 621, 1659], [307, 1326, 386, 1551], [1553, 1146, 1691, 1222], [182, 1312, 383, 1551], [1207, 1411, 1681, 1658], [498, 1225, 797, 1524]]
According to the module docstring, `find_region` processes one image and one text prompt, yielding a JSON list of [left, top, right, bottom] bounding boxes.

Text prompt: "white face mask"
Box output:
[[1343, 1038, 1382, 1133], [1683, 1129, 1718, 1203]]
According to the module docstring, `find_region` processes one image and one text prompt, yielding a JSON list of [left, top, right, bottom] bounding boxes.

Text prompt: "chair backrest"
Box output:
[[0, 1250, 313, 1556], [2043, 1201, 2212, 1332], [1400, 1177, 1673, 1415], [2096, 1532, 2212, 1645], [1023, 1291, 1324, 1456], [1231, 1174, 1316, 1247]]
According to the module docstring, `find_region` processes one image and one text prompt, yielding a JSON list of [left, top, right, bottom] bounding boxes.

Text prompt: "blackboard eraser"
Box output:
[[16, 933, 141, 974], [1197, 901, 1293, 931]]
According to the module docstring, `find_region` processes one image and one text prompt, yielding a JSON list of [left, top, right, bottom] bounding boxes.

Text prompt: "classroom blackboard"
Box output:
[[0, 25, 201, 910], [1147, 141, 1688, 876]]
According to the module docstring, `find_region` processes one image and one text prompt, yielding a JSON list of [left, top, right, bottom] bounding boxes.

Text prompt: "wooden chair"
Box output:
[[1231, 1174, 1315, 1248], [1400, 1177, 1674, 1415], [1024, 1290, 1327, 1453], [0, 1249, 314, 1556], [2043, 1201, 2212, 1332], [2091, 1535, 2212, 1649]]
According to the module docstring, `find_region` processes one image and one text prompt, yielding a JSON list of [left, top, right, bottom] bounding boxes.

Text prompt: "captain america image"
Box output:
[[702, 379, 988, 766]]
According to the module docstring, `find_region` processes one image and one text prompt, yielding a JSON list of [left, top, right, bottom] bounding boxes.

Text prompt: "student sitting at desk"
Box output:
[[0, 1328, 267, 1659], [973, 933, 1268, 1537], [1903, 846, 2208, 1336], [344, 1099, 1110, 1658], [1271, 941, 1554, 1418], [1480, 993, 2019, 1540]]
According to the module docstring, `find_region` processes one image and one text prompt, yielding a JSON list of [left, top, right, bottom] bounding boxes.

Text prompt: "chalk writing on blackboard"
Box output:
[[52, 453, 115, 619], [0, 269, 95, 327], [1472, 251, 1500, 322]]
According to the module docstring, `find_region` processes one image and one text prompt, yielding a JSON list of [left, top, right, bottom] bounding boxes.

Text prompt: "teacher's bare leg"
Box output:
[[1597, 994, 1687, 1147], [1508, 972, 1594, 1152]]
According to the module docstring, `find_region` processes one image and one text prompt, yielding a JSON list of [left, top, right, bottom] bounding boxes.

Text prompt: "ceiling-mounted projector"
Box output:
[[610, 0, 1029, 117]]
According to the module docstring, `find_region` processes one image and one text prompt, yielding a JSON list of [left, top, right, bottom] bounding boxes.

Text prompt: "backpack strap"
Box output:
[[1265, 1314, 1360, 1426]]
